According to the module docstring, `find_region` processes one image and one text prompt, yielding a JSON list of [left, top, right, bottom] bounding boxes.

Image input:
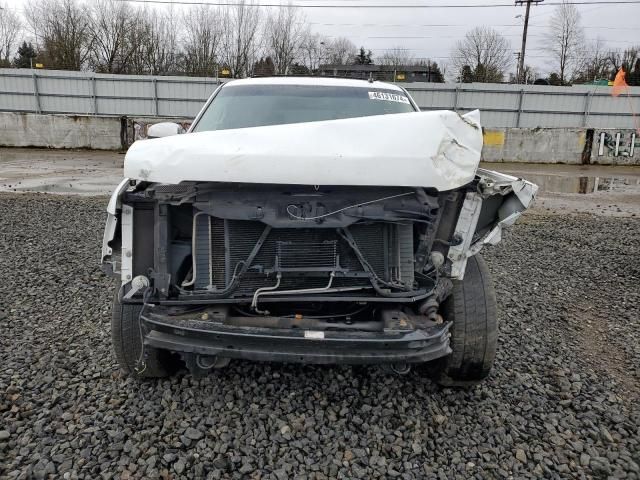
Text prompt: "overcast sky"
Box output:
[[6, 0, 639, 78], [303, 0, 638, 77]]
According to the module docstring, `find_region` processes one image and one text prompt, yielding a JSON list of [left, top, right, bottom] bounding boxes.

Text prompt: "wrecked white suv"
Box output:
[[102, 77, 537, 386]]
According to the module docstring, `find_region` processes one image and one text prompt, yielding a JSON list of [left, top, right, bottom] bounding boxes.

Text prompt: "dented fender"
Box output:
[[447, 169, 538, 279]]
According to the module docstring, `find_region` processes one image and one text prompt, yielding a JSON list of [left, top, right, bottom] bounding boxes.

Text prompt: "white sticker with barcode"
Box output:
[[368, 91, 410, 104], [304, 330, 325, 339]]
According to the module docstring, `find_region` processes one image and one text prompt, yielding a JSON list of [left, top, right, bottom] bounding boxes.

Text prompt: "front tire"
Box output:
[[111, 292, 172, 378], [428, 254, 498, 387]]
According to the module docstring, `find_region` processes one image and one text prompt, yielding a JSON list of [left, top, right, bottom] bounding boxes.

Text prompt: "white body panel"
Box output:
[[124, 110, 483, 192]]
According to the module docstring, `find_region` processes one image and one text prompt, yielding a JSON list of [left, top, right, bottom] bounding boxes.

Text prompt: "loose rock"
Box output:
[[1, 194, 639, 479]]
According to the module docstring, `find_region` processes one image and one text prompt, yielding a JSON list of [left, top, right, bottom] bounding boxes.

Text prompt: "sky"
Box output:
[[302, 0, 638, 77], [4, 0, 639, 78]]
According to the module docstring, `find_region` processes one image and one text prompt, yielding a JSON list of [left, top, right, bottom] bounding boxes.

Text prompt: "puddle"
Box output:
[[510, 174, 640, 195]]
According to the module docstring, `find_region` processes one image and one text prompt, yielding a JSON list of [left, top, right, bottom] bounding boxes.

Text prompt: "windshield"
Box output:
[[192, 84, 416, 132]]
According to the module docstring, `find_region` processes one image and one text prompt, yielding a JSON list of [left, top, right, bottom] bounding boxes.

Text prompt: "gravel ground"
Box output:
[[1, 193, 639, 480]]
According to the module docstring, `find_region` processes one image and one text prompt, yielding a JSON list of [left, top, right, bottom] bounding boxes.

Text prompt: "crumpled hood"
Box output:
[[124, 109, 483, 191]]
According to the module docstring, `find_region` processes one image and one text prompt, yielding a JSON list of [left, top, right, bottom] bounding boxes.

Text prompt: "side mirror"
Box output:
[[147, 122, 185, 138]]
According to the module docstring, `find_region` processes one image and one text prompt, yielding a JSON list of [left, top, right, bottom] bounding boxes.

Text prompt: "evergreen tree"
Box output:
[[354, 47, 373, 65], [460, 65, 473, 83], [253, 56, 276, 76], [289, 63, 310, 75], [421, 60, 444, 82], [628, 59, 640, 86], [548, 72, 563, 86], [13, 42, 38, 69], [431, 62, 444, 82], [473, 63, 502, 83]]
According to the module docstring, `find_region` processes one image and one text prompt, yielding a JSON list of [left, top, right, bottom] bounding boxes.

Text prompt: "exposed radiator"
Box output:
[[193, 216, 415, 295]]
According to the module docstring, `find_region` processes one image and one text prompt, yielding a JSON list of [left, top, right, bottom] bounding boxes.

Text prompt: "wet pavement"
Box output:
[[484, 162, 640, 217], [0, 148, 124, 195], [487, 162, 640, 195], [1, 148, 639, 216]]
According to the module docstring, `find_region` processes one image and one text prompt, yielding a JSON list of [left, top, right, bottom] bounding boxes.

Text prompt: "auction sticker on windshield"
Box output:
[[368, 91, 410, 104]]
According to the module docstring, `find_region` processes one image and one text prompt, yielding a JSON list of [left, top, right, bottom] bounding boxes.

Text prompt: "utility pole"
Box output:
[[515, 0, 543, 84]]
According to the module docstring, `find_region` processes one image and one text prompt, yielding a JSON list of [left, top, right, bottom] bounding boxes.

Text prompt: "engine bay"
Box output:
[[114, 183, 462, 309]]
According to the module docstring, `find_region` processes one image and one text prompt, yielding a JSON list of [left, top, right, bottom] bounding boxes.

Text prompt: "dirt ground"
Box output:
[[1, 147, 639, 216], [0, 148, 124, 195]]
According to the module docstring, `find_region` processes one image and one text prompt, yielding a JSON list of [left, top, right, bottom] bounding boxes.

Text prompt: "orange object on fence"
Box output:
[[611, 68, 628, 97]]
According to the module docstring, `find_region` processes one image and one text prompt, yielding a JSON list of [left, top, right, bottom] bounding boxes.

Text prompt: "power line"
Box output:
[[326, 34, 634, 44], [522, 24, 639, 29], [364, 48, 582, 58], [364, 34, 548, 38], [113, 0, 640, 8], [309, 22, 639, 30]]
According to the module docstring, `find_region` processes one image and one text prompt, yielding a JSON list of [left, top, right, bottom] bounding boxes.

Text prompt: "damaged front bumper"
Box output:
[[140, 305, 452, 365]]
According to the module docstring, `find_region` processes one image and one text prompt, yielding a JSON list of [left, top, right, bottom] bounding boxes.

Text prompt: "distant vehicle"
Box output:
[[533, 78, 550, 85], [102, 77, 537, 386]]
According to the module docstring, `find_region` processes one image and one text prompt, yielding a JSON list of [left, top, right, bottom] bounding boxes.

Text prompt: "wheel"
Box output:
[[428, 254, 498, 387], [111, 291, 172, 378]]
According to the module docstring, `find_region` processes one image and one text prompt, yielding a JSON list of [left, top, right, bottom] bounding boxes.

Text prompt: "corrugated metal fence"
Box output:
[[1, 68, 639, 128], [407, 83, 640, 129], [0, 69, 219, 118]]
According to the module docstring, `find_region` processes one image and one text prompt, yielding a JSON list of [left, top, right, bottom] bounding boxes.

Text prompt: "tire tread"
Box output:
[[429, 254, 498, 387], [111, 292, 169, 378]]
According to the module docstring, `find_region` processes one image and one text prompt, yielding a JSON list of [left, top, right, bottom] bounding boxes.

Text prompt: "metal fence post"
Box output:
[[453, 86, 459, 112], [32, 71, 41, 114], [152, 78, 159, 116], [516, 89, 525, 127], [582, 91, 592, 127], [91, 76, 98, 115]]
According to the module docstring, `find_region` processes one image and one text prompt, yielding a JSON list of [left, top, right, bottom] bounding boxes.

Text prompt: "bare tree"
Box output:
[[126, 12, 151, 75], [451, 26, 512, 83], [607, 46, 639, 75], [136, 6, 180, 75], [545, 1, 584, 84], [510, 64, 538, 83], [324, 37, 356, 65], [222, 0, 261, 78], [521, 64, 539, 84], [378, 46, 413, 69], [573, 38, 610, 83], [88, 0, 139, 73], [298, 31, 324, 72], [0, 2, 22, 65], [264, 4, 306, 75], [25, 0, 91, 70], [439, 60, 449, 81], [183, 5, 224, 76]]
